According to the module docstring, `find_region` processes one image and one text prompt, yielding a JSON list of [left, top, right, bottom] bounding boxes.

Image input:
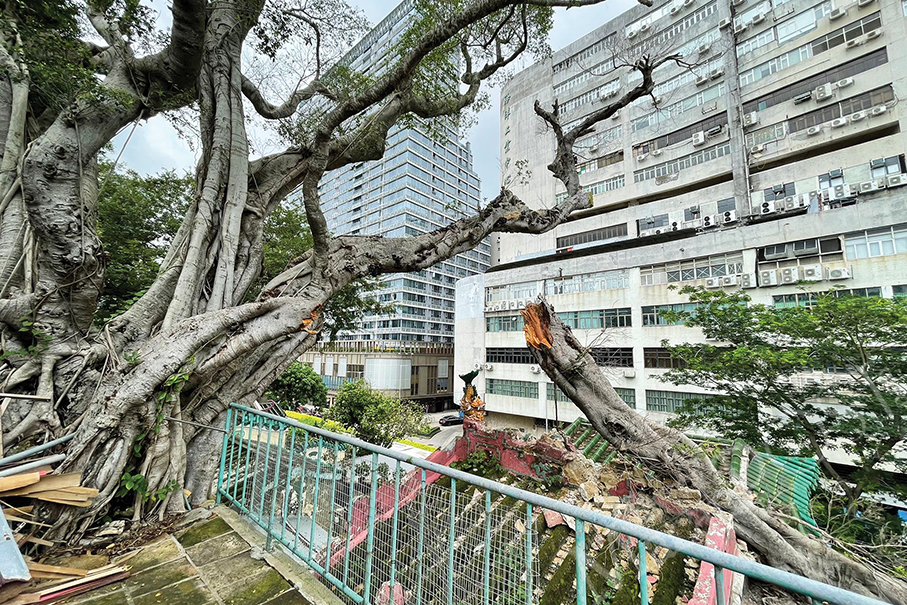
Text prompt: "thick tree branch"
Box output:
[[241, 75, 334, 119]]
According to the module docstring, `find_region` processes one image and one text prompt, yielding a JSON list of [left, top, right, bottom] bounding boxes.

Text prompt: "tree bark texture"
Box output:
[[520, 300, 907, 604]]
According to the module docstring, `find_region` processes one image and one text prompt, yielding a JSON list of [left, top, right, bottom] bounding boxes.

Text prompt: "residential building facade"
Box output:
[[300, 1, 489, 410], [455, 0, 907, 455]]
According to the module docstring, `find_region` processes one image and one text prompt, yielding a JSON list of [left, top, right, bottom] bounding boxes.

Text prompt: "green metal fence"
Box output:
[[216, 405, 890, 605]]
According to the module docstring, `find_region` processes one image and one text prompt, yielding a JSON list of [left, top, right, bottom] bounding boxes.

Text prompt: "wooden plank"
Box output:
[[0, 393, 52, 401], [27, 562, 87, 577], [36, 566, 128, 596], [4, 514, 52, 527], [0, 474, 81, 496], [34, 496, 92, 507], [1, 504, 34, 515], [0, 472, 41, 493], [25, 490, 90, 502], [57, 486, 99, 497]]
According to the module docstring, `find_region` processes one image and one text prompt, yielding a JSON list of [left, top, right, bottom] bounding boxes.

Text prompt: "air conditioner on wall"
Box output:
[[721, 210, 738, 224], [780, 266, 801, 284], [692, 132, 707, 146], [760, 200, 777, 214], [705, 277, 721, 289], [721, 275, 738, 287], [870, 105, 888, 117], [695, 74, 709, 86], [831, 117, 848, 128], [845, 38, 863, 49], [826, 267, 851, 280], [741, 273, 758, 289], [637, 153, 648, 162], [702, 214, 719, 227], [850, 110, 867, 122], [806, 125, 822, 136], [835, 77, 854, 89], [734, 23, 747, 34], [698, 42, 711, 54], [651, 149, 663, 157], [751, 13, 765, 25], [865, 28, 882, 40], [759, 269, 779, 286], [718, 17, 731, 28], [743, 112, 759, 128], [483, 364, 494, 371], [828, 7, 847, 20], [887, 174, 907, 187], [858, 180, 881, 193], [857, 0, 876, 6], [814, 83, 834, 101], [710, 68, 724, 79], [801, 264, 823, 281], [750, 143, 765, 154], [529, 365, 541, 374], [670, 4, 682, 15], [793, 92, 812, 104]]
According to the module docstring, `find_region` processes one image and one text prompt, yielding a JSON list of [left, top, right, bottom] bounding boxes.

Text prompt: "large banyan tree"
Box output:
[[0, 0, 662, 533]]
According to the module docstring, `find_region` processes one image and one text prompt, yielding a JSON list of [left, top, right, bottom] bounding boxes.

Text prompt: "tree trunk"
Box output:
[[521, 299, 907, 604]]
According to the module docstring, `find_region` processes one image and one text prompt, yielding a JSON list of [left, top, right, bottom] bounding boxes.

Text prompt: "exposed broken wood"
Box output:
[[0, 473, 41, 493], [25, 562, 87, 578], [0, 474, 80, 497]]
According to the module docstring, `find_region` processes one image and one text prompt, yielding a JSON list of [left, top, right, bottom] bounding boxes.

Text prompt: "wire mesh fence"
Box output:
[[218, 407, 537, 605], [217, 405, 890, 605]]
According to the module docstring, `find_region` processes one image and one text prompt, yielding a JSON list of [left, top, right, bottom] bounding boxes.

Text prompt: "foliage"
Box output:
[[327, 380, 428, 447], [96, 163, 193, 322], [661, 287, 907, 505], [451, 449, 504, 478], [396, 438, 437, 452], [285, 410, 351, 434], [266, 362, 327, 411]]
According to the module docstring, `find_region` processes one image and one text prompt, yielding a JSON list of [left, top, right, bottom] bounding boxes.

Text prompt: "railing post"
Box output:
[[447, 478, 456, 605], [293, 430, 309, 553], [216, 407, 232, 505], [228, 408, 241, 503], [363, 452, 379, 605], [483, 490, 491, 605], [715, 566, 726, 605], [416, 469, 427, 605], [525, 503, 533, 605], [324, 440, 340, 579], [309, 436, 324, 560], [259, 419, 274, 522], [389, 460, 402, 590], [280, 428, 297, 545], [576, 518, 587, 605], [342, 444, 358, 589], [266, 426, 284, 551], [639, 540, 648, 605], [240, 414, 257, 514]]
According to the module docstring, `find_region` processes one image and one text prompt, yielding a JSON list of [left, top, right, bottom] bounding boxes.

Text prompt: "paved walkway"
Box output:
[[62, 508, 343, 605]]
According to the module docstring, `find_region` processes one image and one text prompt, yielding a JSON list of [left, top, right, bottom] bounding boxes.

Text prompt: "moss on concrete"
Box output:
[[128, 537, 182, 572], [612, 566, 640, 605], [540, 550, 577, 605], [651, 552, 687, 605], [219, 568, 291, 605], [176, 516, 232, 548], [125, 558, 197, 597], [537, 525, 569, 573], [132, 578, 215, 605]]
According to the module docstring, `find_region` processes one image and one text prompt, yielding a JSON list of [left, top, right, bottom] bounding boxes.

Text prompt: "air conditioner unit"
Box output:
[[695, 74, 709, 86], [865, 28, 882, 40], [627, 29, 639, 39], [721, 275, 739, 287], [741, 273, 758, 289], [806, 125, 823, 136], [734, 23, 747, 34], [623, 369, 636, 378], [692, 132, 707, 146], [651, 149, 663, 157], [743, 112, 759, 128], [508, 300, 518, 309], [780, 266, 801, 284], [698, 42, 711, 55], [833, 184, 854, 199], [670, 4, 682, 15], [517, 300, 526, 309], [606, 89, 619, 98], [637, 153, 648, 162], [473, 362, 482, 370], [705, 277, 721, 289], [483, 363, 494, 371], [814, 83, 834, 101], [857, 0, 876, 6], [869, 158, 886, 168], [652, 96, 663, 106], [639, 23, 650, 32], [828, 168, 843, 178], [793, 240, 820, 256], [831, 117, 848, 128], [750, 143, 765, 154], [702, 214, 719, 228], [887, 174, 906, 187], [870, 105, 888, 117], [828, 7, 847, 20], [858, 180, 881, 193], [721, 210, 738, 224], [850, 112, 868, 125], [710, 68, 724, 79], [751, 13, 766, 25], [772, 183, 786, 193], [529, 365, 542, 374], [781, 195, 797, 210], [760, 200, 777, 214], [835, 77, 854, 89], [718, 17, 731, 29], [705, 125, 723, 137], [801, 264, 823, 281], [845, 38, 863, 49], [493, 303, 504, 311], [826, 267, 851, 280], [759, 269, 779, 286], [684, 0, 695, 6]]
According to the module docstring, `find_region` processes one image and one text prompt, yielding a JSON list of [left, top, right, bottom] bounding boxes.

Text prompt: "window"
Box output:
[[744, 48, 887, 113], [545, 271, 630, 294], [870, 156, 904, 179], [558, 308, 633, 329], [486, 348, 535, 364], [486, 282, 537, 303], [763, 183, 795, 201], [487, 379, 538, 399], [776, 1, 832, 45], [557, 224, 628, 250], [833, 287, 882, 298], [772, 293, 818, 308], [818, 171, 845, 189], [644, 348, 686, 369], [548, 384, 635, 407], [555, 175, 626, 203], [642, 303, 701, 326], [486, 316, 525, 332], [893, 285, 907, 298], [635, 114, 728, 154], [632, 84, 726, 134], [590, 348, 634, 367], [717, 198, 737, 214], [633, 142, 732, 183], [845, 225, 907, 259], [646, 253, 744, 284], [645, 390, 700, 413], [637, 214, 669, 232]]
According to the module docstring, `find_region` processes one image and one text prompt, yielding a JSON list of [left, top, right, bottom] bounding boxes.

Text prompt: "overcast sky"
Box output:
[[113, 0, 636, 202]]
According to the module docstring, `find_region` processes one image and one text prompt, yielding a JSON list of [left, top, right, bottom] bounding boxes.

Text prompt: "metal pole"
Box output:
[[483, 489, 491, 605], [363, 453, 379, 605], [416, 469, 427, 605], [293, 430, 309, 554], [0, 455, 66, 478], [639, 541, 648, 605], [0, 433, 74, 467], [324, 439, 340, 579], [216, 408, 232, 505], [342, 444, 357, 589], [266, 426, 284, 551], [309, 436, 324, 560], [389, 460, 402, 590], [576, 519, 587, 605], [525, 503, 533, 605], [716, 566, 726, 605], [281, 428, 297, 545], [447, 477, 456, 605]]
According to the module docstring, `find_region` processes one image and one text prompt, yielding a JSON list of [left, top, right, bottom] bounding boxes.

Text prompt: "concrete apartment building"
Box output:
[[301, 1, 489, 411], [455, 0, 907, 442]]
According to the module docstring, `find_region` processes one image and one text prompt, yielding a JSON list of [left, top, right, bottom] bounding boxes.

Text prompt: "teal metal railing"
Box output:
[[216, 405, 890, 605]]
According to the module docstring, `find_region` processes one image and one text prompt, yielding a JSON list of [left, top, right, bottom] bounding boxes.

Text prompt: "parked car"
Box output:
[[439, 414, 464, 426]]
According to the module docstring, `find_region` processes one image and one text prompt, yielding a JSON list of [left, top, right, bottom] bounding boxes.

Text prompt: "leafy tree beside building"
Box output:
[[660, 287, 907, 507]]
